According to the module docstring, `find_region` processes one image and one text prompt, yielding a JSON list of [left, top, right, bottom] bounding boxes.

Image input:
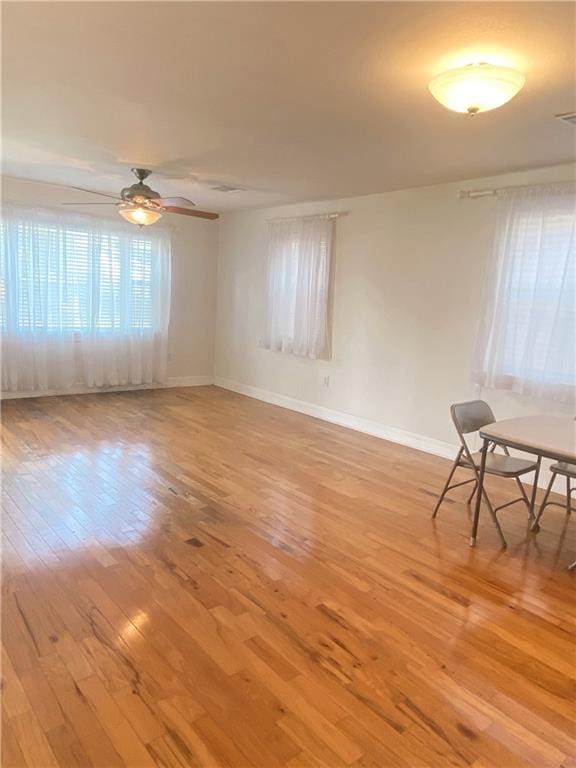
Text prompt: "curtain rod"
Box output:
[[266, 211, 348, 222], [458, 179, 575, 199]]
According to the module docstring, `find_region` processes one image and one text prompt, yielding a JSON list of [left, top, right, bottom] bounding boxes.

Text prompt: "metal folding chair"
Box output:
[[531, 461, 575, 531], [432, 400, 539, 547]]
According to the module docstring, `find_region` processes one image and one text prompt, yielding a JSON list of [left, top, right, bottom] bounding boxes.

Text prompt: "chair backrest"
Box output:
[[450, 400, 495, 439]]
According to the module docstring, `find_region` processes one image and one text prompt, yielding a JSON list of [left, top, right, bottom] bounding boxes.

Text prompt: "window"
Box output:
[[0, 218, 157, 333], [472, 182, 575, 403], [261, 215, 334, 359], [1, 205, 171, 392]]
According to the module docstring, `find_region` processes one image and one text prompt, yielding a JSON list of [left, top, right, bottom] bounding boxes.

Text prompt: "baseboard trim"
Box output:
[[167, 376, 214, 387], [1, 376, 214, 400], [214, 376, 458, 461], [214, 377, 559, 490]]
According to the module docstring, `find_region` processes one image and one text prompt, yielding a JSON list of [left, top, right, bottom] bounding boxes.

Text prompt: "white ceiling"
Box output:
[[3, 2, 575, 211]]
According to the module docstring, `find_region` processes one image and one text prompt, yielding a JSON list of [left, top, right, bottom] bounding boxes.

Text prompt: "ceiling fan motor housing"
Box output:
[[121, 182, 161, 205], [121, 168, 161, 205]]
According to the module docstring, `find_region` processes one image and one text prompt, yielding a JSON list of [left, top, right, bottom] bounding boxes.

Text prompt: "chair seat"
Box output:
[[550, 461, 576, 478], [461, 452, 537, 477]]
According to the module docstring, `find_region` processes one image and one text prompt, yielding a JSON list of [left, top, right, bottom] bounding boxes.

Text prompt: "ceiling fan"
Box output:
[[61, 168, 219, 226]]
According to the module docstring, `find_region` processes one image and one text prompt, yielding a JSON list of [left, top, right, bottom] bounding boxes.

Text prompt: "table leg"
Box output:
[[528, 456, 542, 526], [470, 437, 489, 547]]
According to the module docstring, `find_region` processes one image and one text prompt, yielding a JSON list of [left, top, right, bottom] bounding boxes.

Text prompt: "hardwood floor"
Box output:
[[1, 385, 574, 768]]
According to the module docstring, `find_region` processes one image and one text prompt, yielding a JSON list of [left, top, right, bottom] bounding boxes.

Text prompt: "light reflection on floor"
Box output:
[[2, 442, 164, 566]]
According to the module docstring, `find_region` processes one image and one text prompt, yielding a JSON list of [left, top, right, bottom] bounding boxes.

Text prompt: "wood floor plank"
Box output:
[[2, 386, 574, 767], [2, 710, 29, 768], [9, 709, 60, 768]]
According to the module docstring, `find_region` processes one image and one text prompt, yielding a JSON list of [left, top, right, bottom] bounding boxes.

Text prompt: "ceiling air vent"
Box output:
[[555, 111, 576, 126], [211, 184, 245, 193]]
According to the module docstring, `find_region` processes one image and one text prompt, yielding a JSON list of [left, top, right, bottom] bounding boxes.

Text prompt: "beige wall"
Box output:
[[2, 177, 218, 382], [215, 163, 576, 452]]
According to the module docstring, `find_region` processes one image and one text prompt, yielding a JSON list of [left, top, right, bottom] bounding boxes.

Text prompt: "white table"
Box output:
[[471, 416, 576, 547]]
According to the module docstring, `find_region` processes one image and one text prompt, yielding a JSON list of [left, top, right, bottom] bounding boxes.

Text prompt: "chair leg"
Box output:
[[514, 476, 534, 519], [531, 472, 555, 532], [495, 445, 533, 519], [466, 480, 478, 505], [567, 477, 571, 516], [432, 449, 463, 519], [481, 488, 507, 548]]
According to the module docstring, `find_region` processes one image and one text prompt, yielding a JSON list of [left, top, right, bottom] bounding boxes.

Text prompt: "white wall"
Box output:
[[2, 177, 218, 384], [215, 164, 576, 456], [165, 216, 217, 381]]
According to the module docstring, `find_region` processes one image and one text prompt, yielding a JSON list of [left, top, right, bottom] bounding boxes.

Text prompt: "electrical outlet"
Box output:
[[322, 375, 330, 388]]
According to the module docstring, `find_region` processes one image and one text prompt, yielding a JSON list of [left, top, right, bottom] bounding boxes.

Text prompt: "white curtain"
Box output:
[[472, 182, 576, 403], [1, 205, 171, 393], [261, 215, 334, 359]]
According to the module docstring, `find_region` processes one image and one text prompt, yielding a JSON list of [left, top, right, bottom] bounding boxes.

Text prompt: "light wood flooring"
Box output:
[[1, 386, 575, 768]]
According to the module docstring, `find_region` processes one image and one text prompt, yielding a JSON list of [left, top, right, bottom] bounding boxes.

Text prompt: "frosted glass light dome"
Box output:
[[118, 205, 163, 227], [429, 63, 525, 115]]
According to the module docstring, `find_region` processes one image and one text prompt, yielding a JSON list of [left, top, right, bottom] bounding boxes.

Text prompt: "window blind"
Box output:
[[0, 220, 156, 333], [0, 205, 171, 392]]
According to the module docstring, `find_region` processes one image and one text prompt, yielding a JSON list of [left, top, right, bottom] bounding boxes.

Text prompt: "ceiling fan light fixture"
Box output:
[[59, 169, 218, 221], [429, 63, 525, 115], [118, 204, 163, 227]]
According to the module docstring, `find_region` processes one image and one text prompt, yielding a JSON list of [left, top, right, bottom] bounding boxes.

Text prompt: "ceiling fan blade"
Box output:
[[155, 197, 196, 208], [61, 202, 119, 206], [66, 186, 121, 200], [163, 206, 219, 220]]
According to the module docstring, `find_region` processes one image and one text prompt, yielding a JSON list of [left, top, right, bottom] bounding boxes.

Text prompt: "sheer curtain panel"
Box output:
[[1, 206, 171, 393], [262, 215, 334, 359], [472, 182, 576, 403]]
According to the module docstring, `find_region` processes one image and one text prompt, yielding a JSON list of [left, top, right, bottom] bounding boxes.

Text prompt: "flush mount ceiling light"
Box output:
[[429, 63, 525, 115], [118, 204, 163, 227]]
